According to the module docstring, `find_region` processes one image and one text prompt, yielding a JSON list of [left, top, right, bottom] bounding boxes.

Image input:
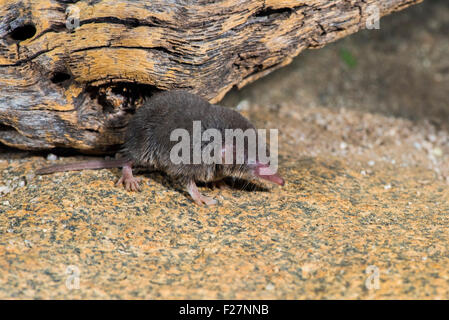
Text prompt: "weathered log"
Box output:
[[0, 0, 422, 152]]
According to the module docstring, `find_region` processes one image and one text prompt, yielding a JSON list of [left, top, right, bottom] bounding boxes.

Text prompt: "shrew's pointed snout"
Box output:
[[261, 173, 285, 186], [253, 163, 285, 186]]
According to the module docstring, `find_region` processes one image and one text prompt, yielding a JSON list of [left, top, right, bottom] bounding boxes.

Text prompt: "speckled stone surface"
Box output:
[[1, 149, 448, 299], [1, 0, 448, 299]]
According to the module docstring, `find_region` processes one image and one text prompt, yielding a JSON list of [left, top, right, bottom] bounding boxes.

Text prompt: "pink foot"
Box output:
[[116, 163, 141, 192], [187, 181, 217, 206]]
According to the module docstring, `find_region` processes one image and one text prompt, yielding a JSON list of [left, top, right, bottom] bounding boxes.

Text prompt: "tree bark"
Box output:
[[0, 0, 422, 152]]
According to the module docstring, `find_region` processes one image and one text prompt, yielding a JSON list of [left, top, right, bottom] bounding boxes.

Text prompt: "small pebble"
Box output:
[[413, 142, 422, 150], [368, 160, 375, 166], [432, 148, 443, 157], [265, 283, 275, 291], [236, 100, 250, 111], [0, 185, 10, 194], [25, 173, 35, 183], [47, 153, 58, 161]]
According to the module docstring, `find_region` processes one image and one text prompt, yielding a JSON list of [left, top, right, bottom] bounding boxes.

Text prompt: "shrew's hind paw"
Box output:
[[116, 175, 142, 192], [187, 180, 217, 206], [116, 163, 141, 192], [198, 194, 217, 206]]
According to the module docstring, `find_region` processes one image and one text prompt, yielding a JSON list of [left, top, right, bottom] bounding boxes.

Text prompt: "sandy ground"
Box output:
[[0, 0, 448, 299]]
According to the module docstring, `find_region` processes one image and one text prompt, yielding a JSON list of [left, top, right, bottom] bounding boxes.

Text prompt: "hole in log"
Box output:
[[0, 123, 17, 132], [87, 82, 161, 128], [89, 82, 160, 113], [255, 7, 293, 18], [51, 72, 71, 84], [9, 24, 36, 41]]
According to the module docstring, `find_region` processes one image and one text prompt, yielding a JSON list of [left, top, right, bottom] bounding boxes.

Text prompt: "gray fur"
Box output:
[[122, 90, 256, 184]]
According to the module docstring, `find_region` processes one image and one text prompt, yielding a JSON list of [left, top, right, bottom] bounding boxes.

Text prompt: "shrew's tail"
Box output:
[[36, 159, 130, 175]]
